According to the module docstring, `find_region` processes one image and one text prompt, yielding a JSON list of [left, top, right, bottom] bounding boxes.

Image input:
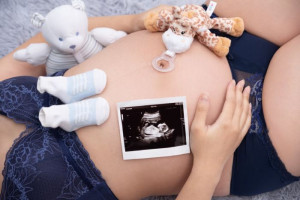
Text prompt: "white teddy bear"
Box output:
[[14, 0, 126, 75], [12, 0, 126, 131]]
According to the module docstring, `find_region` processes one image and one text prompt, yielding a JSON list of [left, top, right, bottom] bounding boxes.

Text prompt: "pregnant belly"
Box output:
[[65, 30, 233, 199]]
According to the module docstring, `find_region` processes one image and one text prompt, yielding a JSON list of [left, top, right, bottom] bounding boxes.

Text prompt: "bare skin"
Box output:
[[63, 30, 233, 199], [263, 35, 300, 176], [211, 0, 300, 179], [210, 0, 300, 46], [0, 0, 300, 199], [177, 81, 252, 200]]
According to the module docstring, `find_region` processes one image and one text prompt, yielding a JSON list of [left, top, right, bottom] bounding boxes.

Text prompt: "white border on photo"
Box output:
[[117, 96, 190, 160]]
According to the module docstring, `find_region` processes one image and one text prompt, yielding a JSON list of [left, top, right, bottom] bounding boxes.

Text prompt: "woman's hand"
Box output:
[[190, 79, 251, 169], [177, 80, 251, 200]]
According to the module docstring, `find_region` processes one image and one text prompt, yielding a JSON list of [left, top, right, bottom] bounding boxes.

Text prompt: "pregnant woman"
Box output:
[[0, 0, 299, 199]]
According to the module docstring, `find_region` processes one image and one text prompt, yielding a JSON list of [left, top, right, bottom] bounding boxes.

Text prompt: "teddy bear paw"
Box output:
[[229, 17, 244, 37], [144, 11, 160, 32], [212, 37, 231, 57]]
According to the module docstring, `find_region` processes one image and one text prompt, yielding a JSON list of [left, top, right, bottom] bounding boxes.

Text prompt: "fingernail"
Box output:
[[232, 79, 236, 84], [245, 86, 251, 94], [200, 93, 209, 101], [238, 79, 245, 87], [229, 79, 235, 88]]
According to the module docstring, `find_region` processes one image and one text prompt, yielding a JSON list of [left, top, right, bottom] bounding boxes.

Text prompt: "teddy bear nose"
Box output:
[[69, 45, 76, 49]]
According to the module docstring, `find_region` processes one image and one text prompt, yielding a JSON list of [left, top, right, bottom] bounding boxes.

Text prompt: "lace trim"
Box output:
[[245, 74, 299, 182], [0, 77, 105, 199], [1, 127, 61, 199], [55, 128, 104, 185], [246, 73, 265, 135]]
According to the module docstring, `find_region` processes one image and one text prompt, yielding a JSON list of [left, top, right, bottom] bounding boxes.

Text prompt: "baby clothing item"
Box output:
[[39, 97, 110, 132], [0, 76, 117, 200], [1, 19, 300, 199], [38, 68, 109, 131], [37, 69, 107, 103]]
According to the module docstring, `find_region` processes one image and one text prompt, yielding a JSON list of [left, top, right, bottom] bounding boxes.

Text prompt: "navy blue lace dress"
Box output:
[[0, 73, 117, 200]]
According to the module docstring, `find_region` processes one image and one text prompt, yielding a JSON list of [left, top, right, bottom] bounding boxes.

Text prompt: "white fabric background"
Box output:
[[0, 0, 299, 199]]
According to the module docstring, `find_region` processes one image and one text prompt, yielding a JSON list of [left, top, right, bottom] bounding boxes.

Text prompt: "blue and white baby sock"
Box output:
[[37, 69, 110, 131], [39, 97, 110, 132], [37, 69, 107, 103]]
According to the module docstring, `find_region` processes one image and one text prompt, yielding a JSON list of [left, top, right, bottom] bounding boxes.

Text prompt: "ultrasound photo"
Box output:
[[117, 97, 190, 160]]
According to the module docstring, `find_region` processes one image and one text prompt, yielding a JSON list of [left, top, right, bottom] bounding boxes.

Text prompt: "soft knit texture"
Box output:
[[39, 97, 110, 131], [0, 1, 299, 200], [37, 69, 107, 103]]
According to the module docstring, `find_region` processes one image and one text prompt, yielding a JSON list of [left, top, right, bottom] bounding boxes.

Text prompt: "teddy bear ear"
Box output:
[[71, 0, 85, 11], [31, 13, 45, 28]]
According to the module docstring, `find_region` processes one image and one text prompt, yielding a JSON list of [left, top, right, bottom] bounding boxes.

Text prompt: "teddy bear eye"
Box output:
[[59, 37, 63, 42], [181, 31, 186, 35], [76, 32, 79, 36]]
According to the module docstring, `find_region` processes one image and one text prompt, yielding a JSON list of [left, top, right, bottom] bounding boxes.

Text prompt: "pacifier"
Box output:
[[152, 50, 176, 73]]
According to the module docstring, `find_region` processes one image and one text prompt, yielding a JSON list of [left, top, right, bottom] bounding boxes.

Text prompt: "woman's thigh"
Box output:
[[211, 0, 300, 46], [263, 34, 300, 176]]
